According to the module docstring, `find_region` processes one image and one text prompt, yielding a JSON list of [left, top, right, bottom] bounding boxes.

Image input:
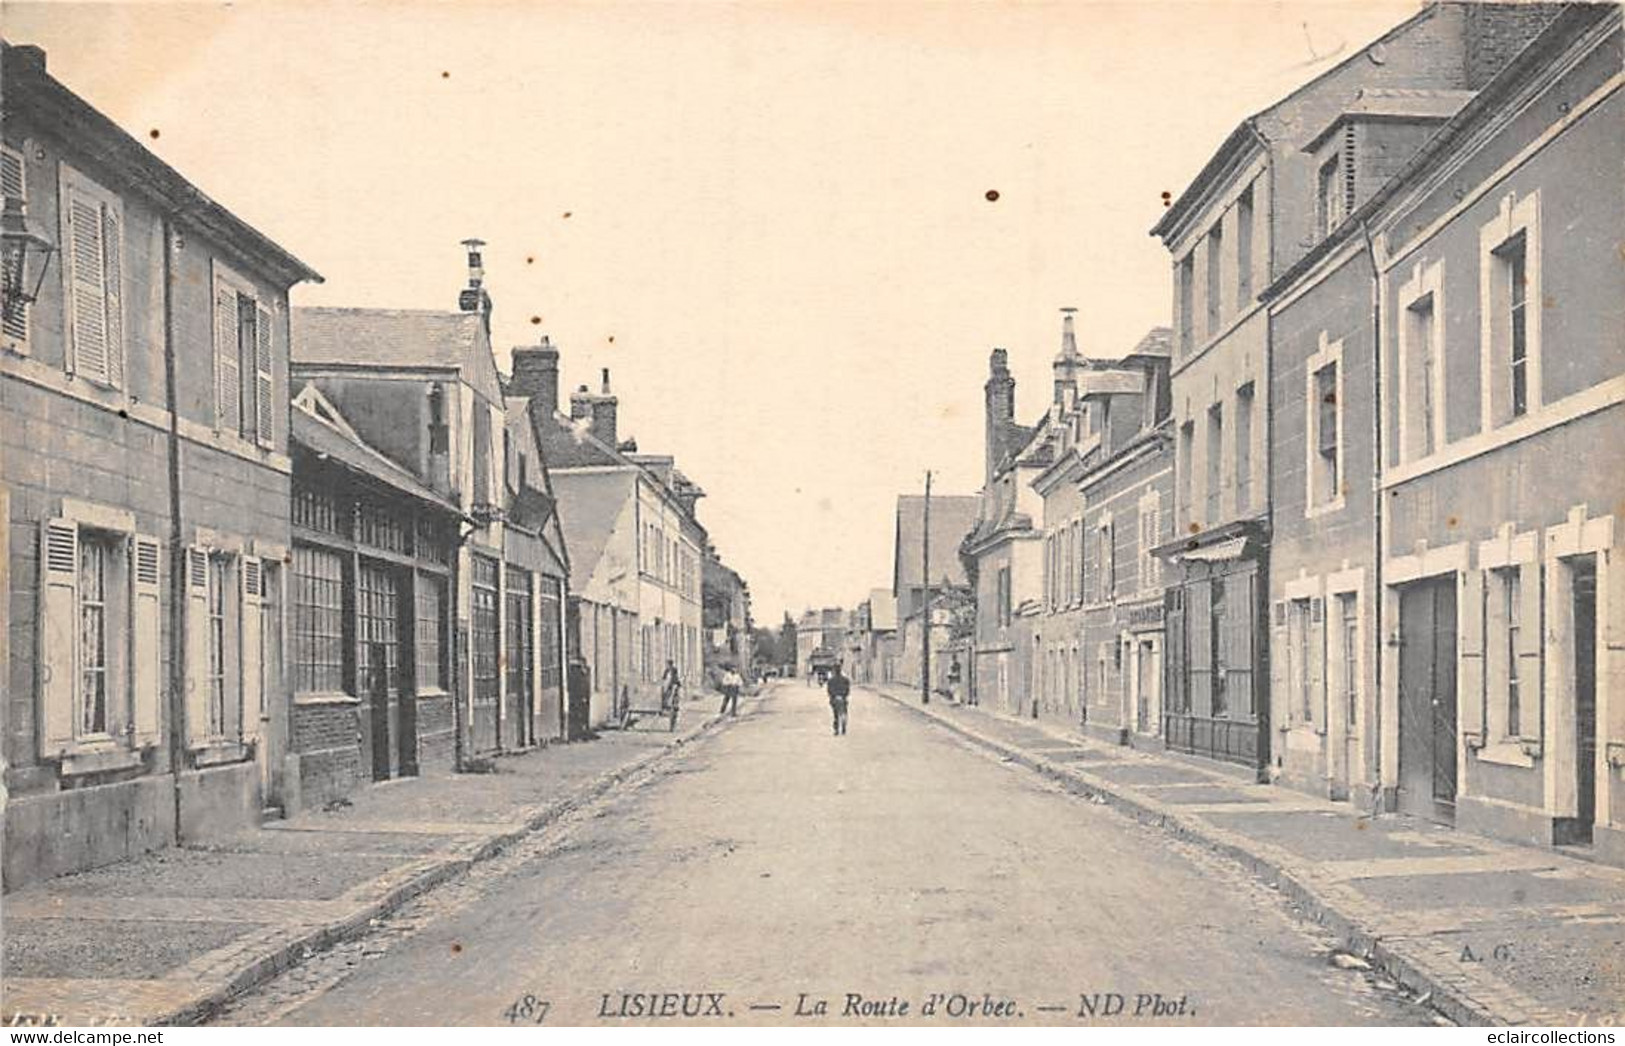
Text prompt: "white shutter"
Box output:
[[254, 303, 275, 448], [1270, 602, 1289, 727], [1516, 560, 1543, 738], [1310, 597, 1326, 733], [101, 206, 124, 390], [39, 518, 79, 757], [130, 534, 163, 747], [184, 545, 212, 748], [240, 556, 263, 744], [214, 282, 241, 434], [2, 146, 28, 347], [63, 188, 109, 383], [1459, 570, 1486, 742]]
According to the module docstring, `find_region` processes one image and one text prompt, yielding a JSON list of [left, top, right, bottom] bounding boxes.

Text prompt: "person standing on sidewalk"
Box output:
[[660, 659, 682, 713], [719, 665, 743, 716], [826, 664, 851, 736]]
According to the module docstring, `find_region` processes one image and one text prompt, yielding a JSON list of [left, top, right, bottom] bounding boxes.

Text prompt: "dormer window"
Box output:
[[1316, 126, 1356, 239]]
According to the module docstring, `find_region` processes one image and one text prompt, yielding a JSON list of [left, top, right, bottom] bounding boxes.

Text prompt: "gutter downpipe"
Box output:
[[1248, 118, 1275, 783], [1359, 217, 1386, 816], [160, 215, 186, 841]]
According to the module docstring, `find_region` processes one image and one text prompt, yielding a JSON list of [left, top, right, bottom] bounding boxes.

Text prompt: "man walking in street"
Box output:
[[826, 663, 851, 736], [660, 659, 682, 713], [719, 664, 743, 717]]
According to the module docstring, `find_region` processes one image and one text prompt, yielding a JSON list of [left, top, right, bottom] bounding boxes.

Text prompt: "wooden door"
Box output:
[[1398, 576, 1457, 821]]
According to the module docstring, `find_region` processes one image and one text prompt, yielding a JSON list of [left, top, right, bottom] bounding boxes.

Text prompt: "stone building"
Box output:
[[962, 350, 1043, 714], [1072, 330, 1174, 747], [1, 43, 320, 887], [514, 343, 709, 725], [284, 385, 463, 806], [894, 493, 978, 692], [1150, 1, 1567, 776], [290, 246, 567, 763]]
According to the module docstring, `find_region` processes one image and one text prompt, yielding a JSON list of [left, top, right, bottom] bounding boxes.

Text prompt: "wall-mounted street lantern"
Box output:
[[1, 195, 56, 324]]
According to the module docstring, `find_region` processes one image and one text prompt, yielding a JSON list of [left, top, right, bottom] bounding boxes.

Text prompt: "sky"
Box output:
[[6, 0, 1419, 622]]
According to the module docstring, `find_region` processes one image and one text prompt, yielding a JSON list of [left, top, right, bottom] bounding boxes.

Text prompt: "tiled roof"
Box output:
[[550, 469, 634, 592]]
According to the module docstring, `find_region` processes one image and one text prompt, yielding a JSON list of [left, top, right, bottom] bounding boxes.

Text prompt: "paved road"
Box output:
[[222, 683, 1440, 1026]]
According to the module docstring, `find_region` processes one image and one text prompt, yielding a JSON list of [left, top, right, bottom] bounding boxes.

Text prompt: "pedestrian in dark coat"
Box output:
[[826, 665, 851, 736]]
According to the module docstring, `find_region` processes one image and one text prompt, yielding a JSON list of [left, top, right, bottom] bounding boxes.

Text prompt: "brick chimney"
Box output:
[[984, 348, 1016, 484], [457, 238, 492, 331], [510, 336, 560, 414], [569, 368, 618, 446]]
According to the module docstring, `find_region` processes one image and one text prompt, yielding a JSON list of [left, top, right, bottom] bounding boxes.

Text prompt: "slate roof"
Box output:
[[291, 307, 505, 404], [893, 494, 979, 591], [290, 404, 459, 514]]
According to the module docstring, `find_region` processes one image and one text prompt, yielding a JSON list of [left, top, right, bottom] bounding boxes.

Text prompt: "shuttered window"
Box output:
[[213, 263, 278, 446], [2, 145, 29, 348], [60, 167, 124, 387]]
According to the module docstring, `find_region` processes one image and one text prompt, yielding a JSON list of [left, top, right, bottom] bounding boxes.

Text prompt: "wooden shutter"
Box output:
[[39, 518, 79, 757], [1188, 580, 1212, 715], [1270, 601, 1289, 726], [254, 303, 275, 448], [1515, 560, 1543, 738], [1309, 597, 1327, 733], [1458, 569, 1486, 741], [240, 557, 263, 743], [2, 147, 28, 346], [63, 187, 109, 383], [101, 207, 124, 389], [184, 545, 211, 748], [1605, 552, 1625, 758], [131, 534, 163, 747], [214, 282, 242, 434]]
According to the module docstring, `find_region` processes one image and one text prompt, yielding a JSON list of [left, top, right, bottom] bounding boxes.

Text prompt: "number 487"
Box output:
[[504, 995, 550, 1024]]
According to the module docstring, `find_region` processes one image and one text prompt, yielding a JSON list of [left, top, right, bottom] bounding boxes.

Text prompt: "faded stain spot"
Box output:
[[984, 190, 1000, 202], [441, 71, 451, 80], [1354, 821, 1367, 831], [1543, 295, 1557, 309], [148, 129, 160, 140], [1447, 515, 1458, 528], [817, 498, 833, 513], [530, 315, 542, 325], [562, 211, 573, 219], [450, 942, 463, 954], [118, 409, 129, 419], [526, 256, 535, 265], [607, 335, 615, 344], [1161, 190, 1172, 208], [1188, 522, 1201, 535], [940, 404, 960, 419]]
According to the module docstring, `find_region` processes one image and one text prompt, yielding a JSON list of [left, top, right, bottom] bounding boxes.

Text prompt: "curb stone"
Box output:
[[876, 688, 1525, 1027], [162, 706, 737, 1027]]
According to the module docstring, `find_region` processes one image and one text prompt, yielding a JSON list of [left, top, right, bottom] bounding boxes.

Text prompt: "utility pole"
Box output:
[[921, 470, 931, 705]]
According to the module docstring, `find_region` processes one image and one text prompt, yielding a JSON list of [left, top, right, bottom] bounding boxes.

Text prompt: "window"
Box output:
[[1486, 564, 1537, 742], [1307, 336, 1344, 511], [1480, 191, 1541, 430], [1289, 598, 1314, 725], [78, 534, 112, 736], [1138, 491, 1161, 591], [1177, 254, 1195, 356], [415, 574, 445, 691], [3, 144, 30, 350], [1235, 184, 1254, 305], [1235, 384, 1254, 513], [39, 518, 163, 756], [61, 165, 125, 388], [1398, 260, 1445, 464], [212, 265, 275, 446], [206, 555, 231, 738], [1317, 157, 1343, 238], [1178, 420, 1194, 528], [427, 384, 448, 454], [1210, 576, 1228, 717], [1205, 225, 1224, 337], [997, 566, 1012, 627], [293, 545, 346, 693], [1099, 519, 1115, 601], [1205, 403, 1224, 524]]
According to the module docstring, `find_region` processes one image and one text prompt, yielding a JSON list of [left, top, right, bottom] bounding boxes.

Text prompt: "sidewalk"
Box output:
[[1, 686, 762, 1028], [873, 684, 1625, 1027]]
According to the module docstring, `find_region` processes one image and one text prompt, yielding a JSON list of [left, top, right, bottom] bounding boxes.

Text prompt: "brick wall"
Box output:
[[293, 702, 361, 807]]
